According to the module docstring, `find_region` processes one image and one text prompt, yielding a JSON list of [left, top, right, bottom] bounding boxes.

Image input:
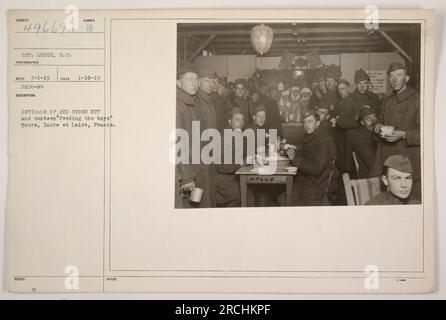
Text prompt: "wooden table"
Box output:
[[235, 165, 298, 207]]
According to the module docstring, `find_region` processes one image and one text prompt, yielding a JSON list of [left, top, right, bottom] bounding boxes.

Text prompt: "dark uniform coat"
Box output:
[[258, 94, 284, 138], [320, 89, 340, 111], [351, 90, 382, 115], [175, 88, 214, 208], [232, 96, 251, 125], [335, 95, 361, 131], [291, 127, 337, 206], [345, 126, 378, 178], [197, 89, 218, 207], [333, 94, 361, 173], [365, 191, 421, 205], [372, 85, 421, 200], [214, 126, 245, 207], [308, 95, 319, 109], [197, 89, 217, 131], [211, 93, 232, 132]]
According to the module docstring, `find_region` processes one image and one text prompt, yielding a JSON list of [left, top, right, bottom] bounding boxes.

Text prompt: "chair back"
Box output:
[[343, 173, 381, 205]]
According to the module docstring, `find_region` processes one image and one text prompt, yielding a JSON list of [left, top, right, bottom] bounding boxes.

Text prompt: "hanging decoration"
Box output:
[[250, 24, 274, 55]]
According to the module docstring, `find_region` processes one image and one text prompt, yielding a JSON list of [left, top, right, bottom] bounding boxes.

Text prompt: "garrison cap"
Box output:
[[387, 62, 407, 74], [338, 78, 350, 87], [253, 104, 266, 114], [177, 64, 197, 79], [197, 69, 217, 79], [325, 71, 337, 80], [228, 107, 244, 118], [383, 155, 413, 174], [354, 68, 369, 83], [303, 108, 319, 120]]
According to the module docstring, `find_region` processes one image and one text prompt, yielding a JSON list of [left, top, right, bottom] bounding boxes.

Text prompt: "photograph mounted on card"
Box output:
[[6, 9, 436, 293]]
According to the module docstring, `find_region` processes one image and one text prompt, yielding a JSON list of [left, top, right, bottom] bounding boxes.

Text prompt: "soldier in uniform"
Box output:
[[332, 78, 361, 173], [351, 68, 382, 116], [197, 69, 218, 130], [366, 155, 420, 205], [260, 92, 284, 138], [231, 79, 250, 123], [372, 62, 421, 201], [344, 106, 379, 178], [286, 109, 337, 206], [175, 65, 214, 208], [317, 104, 334, 137], [215, 108, 249, 207], [248, 104, 270, 155], [196, 69, 221, 207], [319, 71, 340, 112], [212, 77, 233, 132]]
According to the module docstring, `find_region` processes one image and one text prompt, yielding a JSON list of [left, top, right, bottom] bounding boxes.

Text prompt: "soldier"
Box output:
[[373, 62, 421, 201], [249, 104, 269, 153], [316, 103, 341, 204], [250, 104, 267, 130], [332, 78, 361, 174], [175, 65, 213, 208], [344, 106, 379, 178], [319, 71, 340, 111], [212, 76, 233, 132], [197, 69, 220, 207], [259, 89, 284, 138], [316, 104, 334, 137], [248, 88, 261, 120], [215, 108, 247, 207], [197, 69, 218, 130], [286, 109, 337, 206], [351, 68, 382, 115], [231, 78, 250, 124], [248, 104, 281, 206], [335, 79, 361, 131], [366, 155, 420, 205]]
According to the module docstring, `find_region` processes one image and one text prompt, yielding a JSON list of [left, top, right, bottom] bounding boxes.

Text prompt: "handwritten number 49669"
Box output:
[[23, 21, 67, 35]]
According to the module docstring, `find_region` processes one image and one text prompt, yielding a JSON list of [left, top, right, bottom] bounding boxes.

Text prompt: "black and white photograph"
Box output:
[[175, 22, 422, 208], [3, 7, 439, 296]]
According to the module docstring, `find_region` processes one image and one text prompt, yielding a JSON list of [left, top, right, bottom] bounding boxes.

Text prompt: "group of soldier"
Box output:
[[175, 60, 421, 208]]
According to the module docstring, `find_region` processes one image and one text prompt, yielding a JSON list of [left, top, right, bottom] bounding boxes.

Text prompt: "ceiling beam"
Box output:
[[213, 51, 392, 57], [211, 42, 391, 51], [213, 46, 392, 55], [179, 25, 418, 36], [187, 34, 217, 64], [212, 36, 387, 43], [378, 30, 413, 63], [211, 41, 389, 49]]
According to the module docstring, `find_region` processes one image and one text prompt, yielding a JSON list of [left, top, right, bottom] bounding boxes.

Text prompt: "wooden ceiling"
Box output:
[[178, 23, 420, 57]]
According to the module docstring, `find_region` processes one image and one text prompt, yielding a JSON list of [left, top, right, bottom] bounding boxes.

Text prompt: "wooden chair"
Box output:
[[342, 172, 382, 206], [320, 157, 337, 205], [352, 151, 360, 177]]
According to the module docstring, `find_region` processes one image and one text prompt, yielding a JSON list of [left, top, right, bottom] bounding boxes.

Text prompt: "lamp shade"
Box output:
[[250, 24, 274, 55]]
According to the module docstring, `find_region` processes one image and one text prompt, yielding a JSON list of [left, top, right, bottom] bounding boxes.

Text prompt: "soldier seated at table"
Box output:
[[248, 103, 277, 155], [248, 104, 282, 206], [250, 103, 267, 129], [365, 154, 420, 205], [316, 104, 333, 136], [285, 109, 337, 206], [215, 108, 255, 207]]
